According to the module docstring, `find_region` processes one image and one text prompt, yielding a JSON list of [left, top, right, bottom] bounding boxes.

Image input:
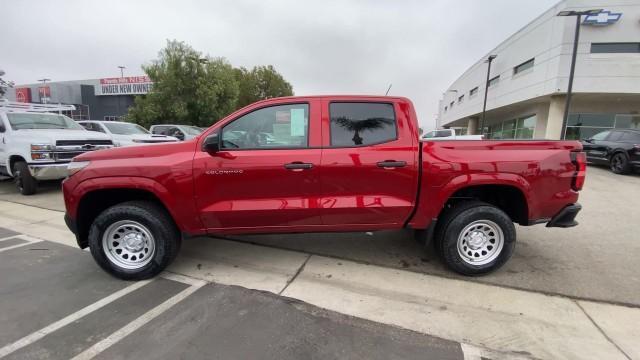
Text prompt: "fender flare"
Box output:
[[436, 173, 534, 220], [71, 176, 182, 225]]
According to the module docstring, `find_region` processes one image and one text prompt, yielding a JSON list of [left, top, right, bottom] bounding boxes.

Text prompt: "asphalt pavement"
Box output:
[[0, 232, 463, 360]]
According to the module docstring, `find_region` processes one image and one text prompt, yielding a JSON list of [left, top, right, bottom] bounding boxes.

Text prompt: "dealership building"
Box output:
[[437, 0, 640, 140], [6, 76, 152, 121]]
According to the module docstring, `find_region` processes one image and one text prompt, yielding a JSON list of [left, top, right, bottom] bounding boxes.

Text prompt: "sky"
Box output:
[[1, 0, 560, 129]]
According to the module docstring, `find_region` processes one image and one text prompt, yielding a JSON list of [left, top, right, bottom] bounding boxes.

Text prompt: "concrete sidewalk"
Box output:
[[1, 200, 637, 359]]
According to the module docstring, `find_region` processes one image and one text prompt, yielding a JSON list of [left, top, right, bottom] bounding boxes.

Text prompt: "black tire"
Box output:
[[435, 201, 515, 276], [610, 152, 631, 174], [13, 161, 37, 195], [88, 201, 181, 280]]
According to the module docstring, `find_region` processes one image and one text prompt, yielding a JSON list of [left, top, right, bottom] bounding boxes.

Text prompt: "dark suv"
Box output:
[[581, 129, 640, 174]]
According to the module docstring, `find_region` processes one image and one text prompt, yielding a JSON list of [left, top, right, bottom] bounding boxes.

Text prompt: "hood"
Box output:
[[13, 129, 112, 144], [75, 138, 196, 161]]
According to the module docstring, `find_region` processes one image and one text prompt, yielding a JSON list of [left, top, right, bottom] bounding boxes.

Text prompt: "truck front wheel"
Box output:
[[13, 161, 37, 195], [88, 201, 181, 280], [436, 201, 515, 276]]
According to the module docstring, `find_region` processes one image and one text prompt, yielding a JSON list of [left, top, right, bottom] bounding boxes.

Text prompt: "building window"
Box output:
[[486, 115, 536, 140], [458, 95, 464, 103], [513, 58, 534, 75], [565, 113, 640, 139], [488, 75, 500, 87], [591, 43, 640, 54], [469, 87, 478, 97]]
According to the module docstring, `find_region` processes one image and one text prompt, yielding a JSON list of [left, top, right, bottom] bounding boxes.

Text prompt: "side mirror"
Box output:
[[0, 123, 5, 133], [203, 133, 220, 153], [584, 138, 593, 143]]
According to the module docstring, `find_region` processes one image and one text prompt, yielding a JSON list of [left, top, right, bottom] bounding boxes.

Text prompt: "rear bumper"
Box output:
[[28, 162, 69, 180], [546, 203, 582, 228]]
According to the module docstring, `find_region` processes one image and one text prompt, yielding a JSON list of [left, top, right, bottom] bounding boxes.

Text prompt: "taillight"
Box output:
[[571, 151, 586, 191]]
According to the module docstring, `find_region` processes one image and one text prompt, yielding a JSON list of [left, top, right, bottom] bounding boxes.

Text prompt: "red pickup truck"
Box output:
[[63, 96, 585, 280]]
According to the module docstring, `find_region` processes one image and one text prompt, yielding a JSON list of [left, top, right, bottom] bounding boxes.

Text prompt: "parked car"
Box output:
[[149, 124, 203, 141], [0, 101, 113, 195], [581, 128, 640, 174], [422, 128, 483, 140], [78, 121, 178, 147], [63, 95, 585, 280]]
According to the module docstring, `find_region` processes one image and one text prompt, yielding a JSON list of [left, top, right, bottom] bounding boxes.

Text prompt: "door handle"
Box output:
[[377, 160, 406, 168], [284, 162, 313, 170]]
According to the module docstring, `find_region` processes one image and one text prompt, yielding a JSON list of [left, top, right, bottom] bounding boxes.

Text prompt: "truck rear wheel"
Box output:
[[13, 161, 37, 195], [88, 201, 181, 280], [436, 201, 515, 276]]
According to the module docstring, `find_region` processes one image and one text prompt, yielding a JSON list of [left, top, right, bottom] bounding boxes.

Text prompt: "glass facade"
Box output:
[[565, 113, 640, 140], [486, 114, 536, 139]]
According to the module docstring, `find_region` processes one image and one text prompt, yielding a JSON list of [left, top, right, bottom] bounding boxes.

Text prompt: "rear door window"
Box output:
[[620, 132, 640, 142], [329, 102, 397, 147]]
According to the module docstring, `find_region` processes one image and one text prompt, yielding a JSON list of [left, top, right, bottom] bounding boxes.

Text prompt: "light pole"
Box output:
[[118, 66, 126, 78], [479, 55, 497, 136], [556, 9, 602, 139]]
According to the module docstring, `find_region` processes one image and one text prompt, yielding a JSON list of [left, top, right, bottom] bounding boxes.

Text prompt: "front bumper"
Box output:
[[546, 203, 582, 228], [28, 163, 69, 180]]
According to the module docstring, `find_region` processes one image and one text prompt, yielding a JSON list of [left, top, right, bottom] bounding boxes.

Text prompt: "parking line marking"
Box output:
[[0, 235, 19, 242], [0, 239, 43, 253], [0, 279, 153, 359], [70, 279, 206, 360], [460, 343, 482, 360]]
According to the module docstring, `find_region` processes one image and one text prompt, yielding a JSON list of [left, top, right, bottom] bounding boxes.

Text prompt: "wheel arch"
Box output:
[[7, 154, 27, 176], [74, 187, 178, 248]]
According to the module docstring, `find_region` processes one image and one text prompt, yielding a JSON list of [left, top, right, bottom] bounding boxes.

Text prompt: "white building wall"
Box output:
[[437, 0, 640, 129]]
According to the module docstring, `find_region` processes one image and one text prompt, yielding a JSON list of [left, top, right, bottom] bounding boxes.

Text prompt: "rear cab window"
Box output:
[[329, 102, 397, 147]]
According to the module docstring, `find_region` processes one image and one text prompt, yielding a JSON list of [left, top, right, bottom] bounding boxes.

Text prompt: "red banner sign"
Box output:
[[15, 88, 32, 103]]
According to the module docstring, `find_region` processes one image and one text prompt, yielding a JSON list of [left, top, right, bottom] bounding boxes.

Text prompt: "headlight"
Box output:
[[31, 144, 54, 160], [31, 144, 53, 151], [67, 161, 91, 177]]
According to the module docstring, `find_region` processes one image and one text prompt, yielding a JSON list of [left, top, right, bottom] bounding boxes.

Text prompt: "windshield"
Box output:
[[7, 113, 84, 130], [103, 122, 150, 135], [183, 126, 203, 136]]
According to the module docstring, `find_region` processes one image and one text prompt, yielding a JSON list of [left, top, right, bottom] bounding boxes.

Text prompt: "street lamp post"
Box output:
[[118, 66, 126, 78], [556, 9, 602, 139], [479, 55, 497, 136]]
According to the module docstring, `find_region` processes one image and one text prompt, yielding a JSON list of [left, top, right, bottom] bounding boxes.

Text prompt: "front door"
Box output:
[[318, 100, 419, 229], [193, 101, 323, 233]]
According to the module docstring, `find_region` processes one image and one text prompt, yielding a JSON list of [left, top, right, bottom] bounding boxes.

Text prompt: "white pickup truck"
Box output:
[[422, 128, 483, 140], [0, 101, 113, 195]]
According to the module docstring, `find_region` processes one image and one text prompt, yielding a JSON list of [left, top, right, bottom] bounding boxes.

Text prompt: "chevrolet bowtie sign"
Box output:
[[582, 10, 622, 26]]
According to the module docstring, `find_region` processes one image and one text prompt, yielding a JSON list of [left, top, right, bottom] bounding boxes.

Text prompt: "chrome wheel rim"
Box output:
[[102, 220, 155, 270], [457, 220, 504, 266]]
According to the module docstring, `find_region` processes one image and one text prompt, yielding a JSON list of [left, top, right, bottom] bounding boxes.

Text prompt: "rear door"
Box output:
[[318, 100, 419, 229], [193, 100, 323, 232]]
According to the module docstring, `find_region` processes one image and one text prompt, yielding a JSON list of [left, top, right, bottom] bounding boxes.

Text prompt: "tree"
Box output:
[[128, 40, 239, 128], [235, 65, 293, 109], [0, 69, 15, 98]]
